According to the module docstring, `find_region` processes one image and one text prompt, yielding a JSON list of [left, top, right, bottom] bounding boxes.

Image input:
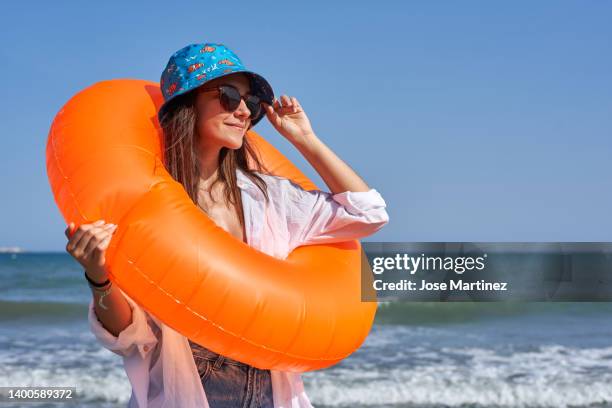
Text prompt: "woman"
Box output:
[[65, 43, 389, 408]]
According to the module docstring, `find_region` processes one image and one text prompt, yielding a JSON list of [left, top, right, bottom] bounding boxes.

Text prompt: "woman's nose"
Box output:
[[234, 99, 251, 119]]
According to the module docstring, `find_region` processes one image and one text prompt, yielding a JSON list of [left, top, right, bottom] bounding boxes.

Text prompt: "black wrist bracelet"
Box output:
[[84, 271, 111, 287]]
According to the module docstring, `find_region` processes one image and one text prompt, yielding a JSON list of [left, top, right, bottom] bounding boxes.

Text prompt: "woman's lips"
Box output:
[[226, 123, 245, 130]]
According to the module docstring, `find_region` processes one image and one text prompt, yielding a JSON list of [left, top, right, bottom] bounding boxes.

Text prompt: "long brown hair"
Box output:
[[159, 89, 270, 230]]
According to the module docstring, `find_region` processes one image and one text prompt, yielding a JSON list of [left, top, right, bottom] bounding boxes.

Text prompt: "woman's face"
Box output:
[[195, 73, 253, 151]]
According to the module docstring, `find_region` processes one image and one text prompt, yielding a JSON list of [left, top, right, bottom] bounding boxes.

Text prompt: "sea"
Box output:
[[1, 252, 612, 408]]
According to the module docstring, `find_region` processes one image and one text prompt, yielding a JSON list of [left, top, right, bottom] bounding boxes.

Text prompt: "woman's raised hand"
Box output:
[[263, 95, 315, 145], [65, 220, 118, 280]]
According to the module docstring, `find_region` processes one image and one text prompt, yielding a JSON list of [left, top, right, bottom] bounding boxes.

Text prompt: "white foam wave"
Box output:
[[305, 344, 612, 407], [0, 349, 131, 404]]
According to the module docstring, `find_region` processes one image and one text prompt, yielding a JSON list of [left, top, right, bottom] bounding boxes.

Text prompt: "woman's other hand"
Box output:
[[65, 220, 118, 280]]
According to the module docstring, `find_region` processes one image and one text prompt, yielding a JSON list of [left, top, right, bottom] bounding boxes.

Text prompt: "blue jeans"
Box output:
[[189, 339, 274, 408]]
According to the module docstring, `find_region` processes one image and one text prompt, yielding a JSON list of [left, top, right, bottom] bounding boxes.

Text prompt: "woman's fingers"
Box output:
[[272, 95, 301, 115], [83, 224, 117, 260], [280, 94, 292, 109], [91, 233, 114, 267], [273, 97, 282, 111], [64, 219, 118, 271], [66, 220, 104, 251], [64, 222, 75, 239], [264, 101, 275, 115], [290, 96, 301, 113], [66, 222, 93, 253], [265, 94, 306, 136], [71, 225, 105, 259], [264, 101, 282, 127], [65, 220, 116, 261]]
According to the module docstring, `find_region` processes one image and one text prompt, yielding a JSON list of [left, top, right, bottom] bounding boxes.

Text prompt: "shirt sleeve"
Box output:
[[88, 288, 160, 359], [280, 178, 390, 250]]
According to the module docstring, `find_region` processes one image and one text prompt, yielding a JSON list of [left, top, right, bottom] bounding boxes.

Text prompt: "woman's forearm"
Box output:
[[292, 132, 370, 194], [88, 269, 133, 337]]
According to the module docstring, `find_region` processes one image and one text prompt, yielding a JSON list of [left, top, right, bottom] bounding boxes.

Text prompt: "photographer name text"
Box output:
[[373, 279, 508, 291]]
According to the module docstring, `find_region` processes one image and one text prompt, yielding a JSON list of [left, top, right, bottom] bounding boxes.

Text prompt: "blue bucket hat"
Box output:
[[158, 43, 274, 126]]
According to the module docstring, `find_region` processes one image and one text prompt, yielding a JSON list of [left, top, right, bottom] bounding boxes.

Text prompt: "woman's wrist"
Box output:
[[289, 131, 319, 151], [84, 268, 109, 286]]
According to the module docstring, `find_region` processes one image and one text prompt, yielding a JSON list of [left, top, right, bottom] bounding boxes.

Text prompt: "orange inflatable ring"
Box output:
[[46, 79, 377, 372]]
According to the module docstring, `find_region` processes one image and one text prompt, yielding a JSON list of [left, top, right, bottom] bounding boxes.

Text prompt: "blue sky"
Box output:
[[1, 1, 610, 251]]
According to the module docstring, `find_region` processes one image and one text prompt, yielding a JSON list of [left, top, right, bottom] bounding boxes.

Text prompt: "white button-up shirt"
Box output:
[[88, 169, 389, 408]]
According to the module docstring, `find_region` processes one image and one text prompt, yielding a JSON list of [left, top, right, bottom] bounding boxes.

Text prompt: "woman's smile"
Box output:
[[225, 122, 246, 130]]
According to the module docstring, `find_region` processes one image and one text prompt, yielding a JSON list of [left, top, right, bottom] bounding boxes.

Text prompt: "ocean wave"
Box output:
[[305, 343, 612, 407]]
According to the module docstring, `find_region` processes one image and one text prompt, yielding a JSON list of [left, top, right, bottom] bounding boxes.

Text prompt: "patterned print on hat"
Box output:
[[158, 43, 274, 127]]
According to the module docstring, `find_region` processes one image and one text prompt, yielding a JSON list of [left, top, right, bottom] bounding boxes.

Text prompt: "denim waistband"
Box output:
[[188, 339, 252, 368]]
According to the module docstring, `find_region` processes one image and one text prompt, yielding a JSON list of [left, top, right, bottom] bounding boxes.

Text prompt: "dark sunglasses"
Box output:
[[198, 84, 263, 121]]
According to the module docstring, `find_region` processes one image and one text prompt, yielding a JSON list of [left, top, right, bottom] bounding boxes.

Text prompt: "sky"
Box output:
[[1, 1, 611, 251]]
